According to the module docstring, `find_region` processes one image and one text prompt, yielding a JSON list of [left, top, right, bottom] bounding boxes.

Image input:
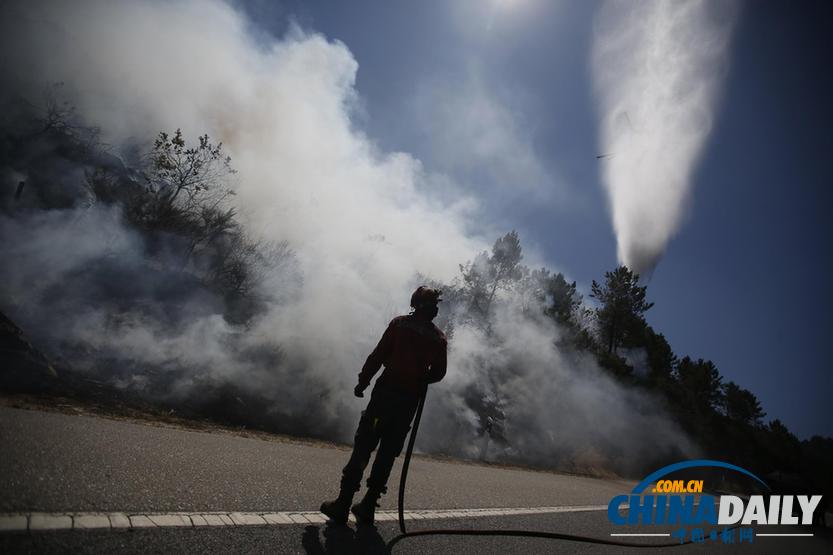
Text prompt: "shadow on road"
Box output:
[[301, 522, 386, 554]]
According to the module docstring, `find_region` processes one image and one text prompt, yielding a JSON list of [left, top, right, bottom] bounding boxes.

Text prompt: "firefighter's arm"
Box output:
[[356, 319, 397, 395], [426, 340, 447, 384]]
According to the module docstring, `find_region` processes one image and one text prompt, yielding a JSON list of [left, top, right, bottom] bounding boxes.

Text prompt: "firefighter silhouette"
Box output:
[[320, 286, 447, 526]]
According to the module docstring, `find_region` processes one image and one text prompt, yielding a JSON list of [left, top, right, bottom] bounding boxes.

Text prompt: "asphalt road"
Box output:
[[3, 511, 833, 554], [1, 406, 830, 554], [0, 405, 632, 514]]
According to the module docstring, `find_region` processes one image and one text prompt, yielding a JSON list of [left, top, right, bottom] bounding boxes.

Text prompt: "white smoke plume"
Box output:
[[0, 0, 483, 437], [592, 0, 739, 272], [0, 0, 694, 474]]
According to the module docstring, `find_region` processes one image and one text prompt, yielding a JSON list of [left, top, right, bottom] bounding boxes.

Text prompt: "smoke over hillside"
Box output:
[[0, 0, 693, 475], [592, 0, 739, 273]]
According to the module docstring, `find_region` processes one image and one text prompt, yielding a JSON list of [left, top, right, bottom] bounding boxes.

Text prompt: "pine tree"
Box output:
[[723, 381, 766, 426], [590, 265, 654, 354]]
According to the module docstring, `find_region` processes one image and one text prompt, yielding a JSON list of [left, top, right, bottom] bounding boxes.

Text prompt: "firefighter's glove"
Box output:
[[354, 384, 366, 398]]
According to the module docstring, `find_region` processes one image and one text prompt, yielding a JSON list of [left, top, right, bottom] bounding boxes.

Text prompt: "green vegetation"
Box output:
[[437, 231, 832, 498], [84, 128, 290, 325]]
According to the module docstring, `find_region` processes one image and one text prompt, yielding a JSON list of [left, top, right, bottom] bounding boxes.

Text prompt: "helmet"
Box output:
[[410, 286, 442, 309]]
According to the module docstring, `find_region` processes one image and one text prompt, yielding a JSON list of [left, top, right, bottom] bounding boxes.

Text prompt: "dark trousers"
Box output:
[[340, 385, 419, 494]]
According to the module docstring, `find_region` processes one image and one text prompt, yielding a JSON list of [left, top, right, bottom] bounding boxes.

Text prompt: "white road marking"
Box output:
[[0, 516, 27, 532], [756, 533, 814, 537], [228, 513, 266, 526], [28, 514, 72, 531], [201, 514, 229, 526], [0, 504, 608, 533], [128, 515, 155, 528], [611, 532, 671, 538], [73, 514, 110, 530], [109, 513, 131, 529]]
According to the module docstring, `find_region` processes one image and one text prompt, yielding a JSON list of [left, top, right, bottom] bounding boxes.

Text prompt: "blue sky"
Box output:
[[239, 0, 831, 438]]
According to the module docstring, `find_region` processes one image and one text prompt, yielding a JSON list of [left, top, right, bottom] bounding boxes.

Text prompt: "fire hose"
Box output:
[[386, 386, 711, 552]]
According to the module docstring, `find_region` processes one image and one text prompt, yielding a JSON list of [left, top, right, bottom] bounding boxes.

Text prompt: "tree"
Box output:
[[763, 419, 802, 472], [144, 128, 235, 212], [459, 231, 524, 317], [676, 356, 724, 413], [644, 326, 677, 387], [590, 265, 654, 354], [800, 436, 833, 506], [454, 232, 525, 456], [131, 129, 236, 245], [86, 128, 290, 323], [723, 381, 766, 426], [540, 270, 582, 326], [463, 383, 508, 458]]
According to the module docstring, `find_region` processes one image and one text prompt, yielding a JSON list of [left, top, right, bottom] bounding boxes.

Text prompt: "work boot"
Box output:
[[320, 488, 355, 524], [351, 488, 382, 527]]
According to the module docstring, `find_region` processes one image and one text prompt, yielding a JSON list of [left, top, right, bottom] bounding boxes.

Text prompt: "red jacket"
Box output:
[[358, 314, 447, 396]]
